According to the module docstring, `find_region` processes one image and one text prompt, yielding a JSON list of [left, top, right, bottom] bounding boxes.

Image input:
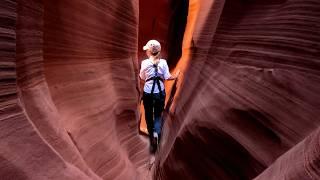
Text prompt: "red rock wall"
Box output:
[[42, 0, 148, 179], [1, 0, 96, 179], [156, 0, 320, 179], [138, 0, 171, 62], [2, 0, 150, 179]]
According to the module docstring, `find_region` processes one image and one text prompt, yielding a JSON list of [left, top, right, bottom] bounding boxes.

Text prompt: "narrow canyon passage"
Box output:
[[1, 0, 320, 180]]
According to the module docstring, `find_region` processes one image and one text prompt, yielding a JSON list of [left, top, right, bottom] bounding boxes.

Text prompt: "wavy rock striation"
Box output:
[[2, 0, 150, 179], [156, 0, 320, 179]]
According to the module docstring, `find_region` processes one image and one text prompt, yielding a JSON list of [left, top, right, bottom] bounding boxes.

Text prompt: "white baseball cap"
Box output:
[[143, 40, 161, 54]]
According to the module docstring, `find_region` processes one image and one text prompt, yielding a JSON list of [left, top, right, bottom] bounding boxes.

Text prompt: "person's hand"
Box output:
[[168, 69, 181, 80], [174, 70, 180, 79]]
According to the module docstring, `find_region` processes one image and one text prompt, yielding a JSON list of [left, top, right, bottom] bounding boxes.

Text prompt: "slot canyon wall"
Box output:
[[2, 0, 148, 179], [1, 0, 320, 180], [156, 0, 320, 179]]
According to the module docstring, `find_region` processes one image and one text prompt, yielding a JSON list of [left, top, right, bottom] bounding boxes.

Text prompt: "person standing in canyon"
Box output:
[[139, 40, 180, 153]]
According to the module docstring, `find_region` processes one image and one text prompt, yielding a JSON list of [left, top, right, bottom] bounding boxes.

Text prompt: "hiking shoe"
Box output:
[[149, 138, 157, 154], [149, 132, 159, 154], [153, 132, 159, 146]]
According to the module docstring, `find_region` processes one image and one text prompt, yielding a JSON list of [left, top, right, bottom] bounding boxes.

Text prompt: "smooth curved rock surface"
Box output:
[[2, 0, 150, 179], [1, 1, 96, 179], [156, 0, 320, 179], [1, 0, 320, 180]]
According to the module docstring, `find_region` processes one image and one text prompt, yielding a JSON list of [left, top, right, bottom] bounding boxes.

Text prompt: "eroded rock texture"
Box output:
[[2, 0, 150, 179], [1, 0, 320, 180], [156, 0, 320, 179]]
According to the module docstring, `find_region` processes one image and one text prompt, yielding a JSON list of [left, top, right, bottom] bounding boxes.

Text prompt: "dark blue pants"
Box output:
[[143, 91, 165, 142]]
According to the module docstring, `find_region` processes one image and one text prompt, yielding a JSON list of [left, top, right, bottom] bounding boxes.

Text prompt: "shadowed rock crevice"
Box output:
[[166, 0, 189, 68], [157, 124, 266, 179]]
